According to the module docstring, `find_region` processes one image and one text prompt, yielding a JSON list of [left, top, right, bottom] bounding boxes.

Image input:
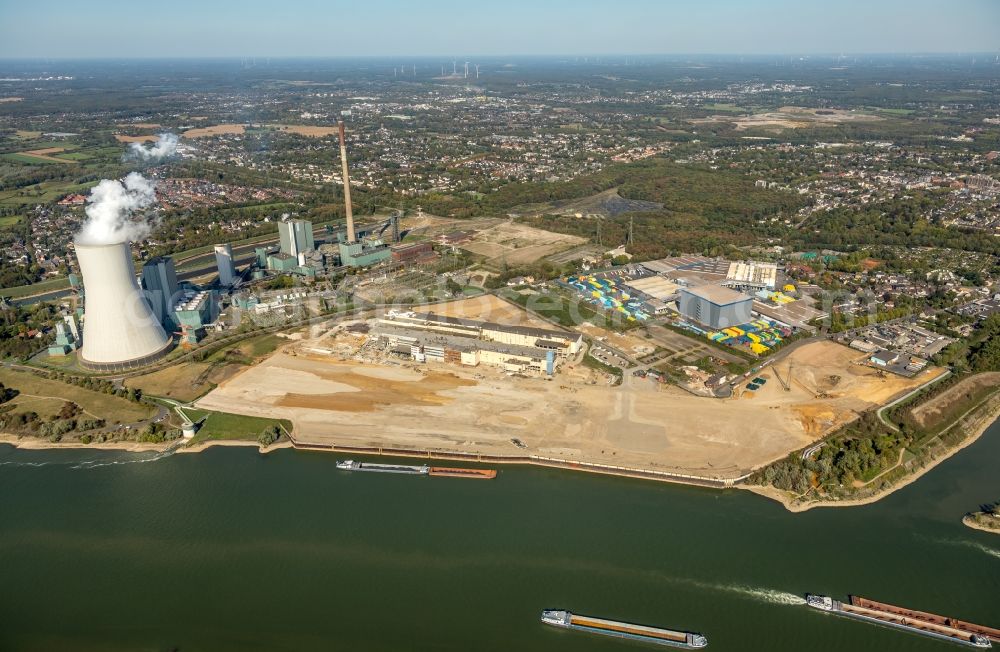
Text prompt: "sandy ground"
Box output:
[[115, 134, 159, 143], [458, 221, 586, 266], [0, 434, 166, 453], [182, 124, 246, 138], [18, 147, 72, 163], [196, 333, 939, 480], [910, 372, 1000, 429], [426, 294, 557, 328], [576, 323, 657, 357], [963, 515, 1000, 536], [692, 106, 882, 131]]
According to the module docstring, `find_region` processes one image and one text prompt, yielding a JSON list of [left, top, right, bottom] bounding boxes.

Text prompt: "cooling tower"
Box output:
[[76, 242, 173, 371]]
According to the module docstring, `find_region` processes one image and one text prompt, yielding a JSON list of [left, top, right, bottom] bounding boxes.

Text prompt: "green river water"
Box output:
[[1, 421, 998, 652]]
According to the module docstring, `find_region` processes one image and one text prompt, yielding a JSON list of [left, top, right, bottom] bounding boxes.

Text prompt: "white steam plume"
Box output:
[[124, 133, 179, 162], [75, 173, 158, 245]]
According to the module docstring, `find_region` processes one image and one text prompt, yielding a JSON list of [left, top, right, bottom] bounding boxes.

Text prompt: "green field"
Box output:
[[182, 408, 291, 443], [703, 102, 745, 112], [0, 367, 155, 424], [0, 215, 21, 228], [1, 153, 66, 165], [0, 180, 97, 207], [0, 276, 71, 299]]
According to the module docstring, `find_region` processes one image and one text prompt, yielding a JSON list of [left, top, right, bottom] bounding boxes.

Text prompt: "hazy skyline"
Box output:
[[1, 0, 998, 59]]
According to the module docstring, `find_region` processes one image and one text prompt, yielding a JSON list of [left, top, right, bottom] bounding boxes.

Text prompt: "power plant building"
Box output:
[[278, 219, 315, 258], [76, 242, 173, 371], [173, 289, 219, 344], [214, 243, 236, 287], [141, 256, 178, 327], [678, 285, 753, 330]]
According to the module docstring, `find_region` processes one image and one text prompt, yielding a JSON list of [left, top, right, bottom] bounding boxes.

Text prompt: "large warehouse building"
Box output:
[[373, 311, 582, 375], [678, 285, 753, 330]]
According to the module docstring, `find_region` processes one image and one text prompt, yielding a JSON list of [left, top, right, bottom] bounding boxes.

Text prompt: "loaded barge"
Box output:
[[851, 596, 1000, 644], [806, 595, 992, 648], [335, 460, 429, 475], [541, 610, 707, 649], [428, 467, 496, 479], [336, 460, 497, 479]]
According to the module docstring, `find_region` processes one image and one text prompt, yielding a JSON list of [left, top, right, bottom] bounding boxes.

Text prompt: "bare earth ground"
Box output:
[[910, 372, 1000, 429], [115, 134, 158, 143], [459, 221, 586, 266], [19, 147, 73, 163], [182, 124, 246, 138], [425, 294, 556, 328], [691, 106, 882, 131], [126, 362, 246, 403], [197, 301, 939, 480], [575, 323, 657, 357]]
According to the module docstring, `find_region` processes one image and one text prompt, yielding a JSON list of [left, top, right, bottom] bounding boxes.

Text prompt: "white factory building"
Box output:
[[373, 311, 582, 375]]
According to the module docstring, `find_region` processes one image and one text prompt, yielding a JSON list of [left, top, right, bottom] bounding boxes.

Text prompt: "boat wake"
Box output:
[[70, 448, 178, 470], [716, 584, 806, 606], [929, 536, 1000, 560], [966, 541, 1000, 560], [0, 447, 177, 470], [674, 577, 805, 606], [0, 460, 52, 468]]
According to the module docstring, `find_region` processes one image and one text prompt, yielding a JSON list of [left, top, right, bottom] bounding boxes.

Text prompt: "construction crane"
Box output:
[[776, 361, 793, 391]]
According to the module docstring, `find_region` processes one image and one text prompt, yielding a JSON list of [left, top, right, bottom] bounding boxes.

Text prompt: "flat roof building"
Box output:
[[725, 261, 778, 292], [678, 285, 753, 330]]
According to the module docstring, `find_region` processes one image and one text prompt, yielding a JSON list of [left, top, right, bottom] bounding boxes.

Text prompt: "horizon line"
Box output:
[[1, 51, 999, 61]]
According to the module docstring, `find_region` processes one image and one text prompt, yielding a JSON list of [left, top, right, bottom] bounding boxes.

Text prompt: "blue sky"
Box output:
[[1, 0, 998, 58]]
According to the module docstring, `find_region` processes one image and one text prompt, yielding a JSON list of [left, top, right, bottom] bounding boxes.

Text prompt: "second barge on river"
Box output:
[[806, 594, 992, 648], [541, 610, 707, 648]]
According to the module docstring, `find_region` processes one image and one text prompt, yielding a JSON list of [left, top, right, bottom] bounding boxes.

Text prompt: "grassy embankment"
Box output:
[[180, 408, 292, 444], [0, 367, 154, 424]]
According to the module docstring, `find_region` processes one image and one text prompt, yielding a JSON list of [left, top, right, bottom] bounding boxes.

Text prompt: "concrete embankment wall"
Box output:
[[291, 440, 746, 489]]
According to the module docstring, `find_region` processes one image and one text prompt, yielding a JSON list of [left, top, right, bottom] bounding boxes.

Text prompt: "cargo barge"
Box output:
[[335, 460, 429, 475], [850, 596, 1000, 644], [806, 595, 992, 648], [428, 467, 497, 479], [541, 610, 707, 648]]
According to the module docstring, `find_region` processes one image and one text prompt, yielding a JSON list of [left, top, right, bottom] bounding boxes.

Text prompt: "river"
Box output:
[[1, 421, 998, 651]]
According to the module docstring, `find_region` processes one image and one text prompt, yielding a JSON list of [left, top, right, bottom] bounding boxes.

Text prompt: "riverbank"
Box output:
[[963, 514, 1000, 535], [0, 433, 167, 453], [0, 433, 293, 456], [742, 399, 1000, 513], [3, 399, 997, 514]]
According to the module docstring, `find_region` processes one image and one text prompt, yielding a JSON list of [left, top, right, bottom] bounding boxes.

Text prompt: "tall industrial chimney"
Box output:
[[338, 120, 356, 244], [76, 242, 173, 371]]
